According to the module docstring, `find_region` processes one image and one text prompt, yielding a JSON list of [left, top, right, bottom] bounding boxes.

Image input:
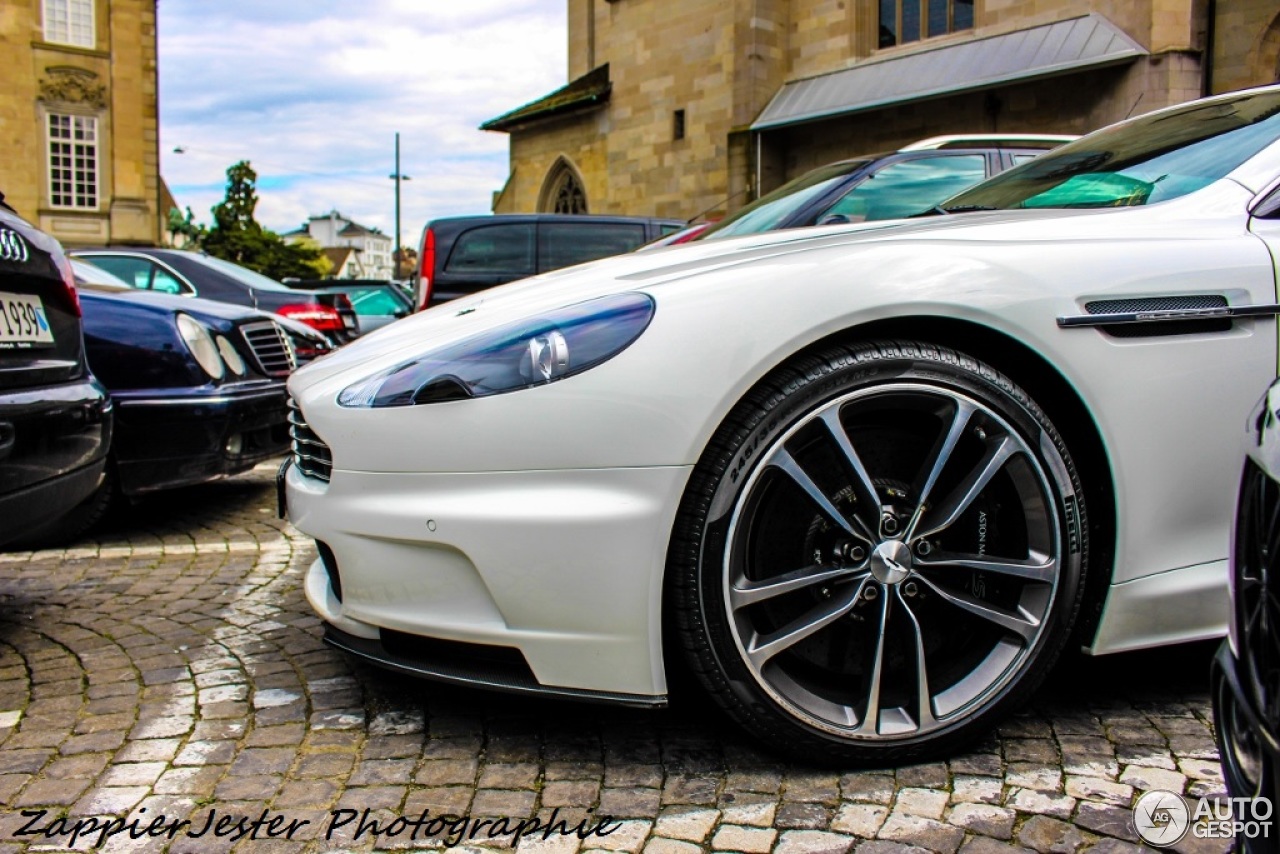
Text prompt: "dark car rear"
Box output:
[[415, 214, 684, 308], [0, 204, 111, 547], [71, 248, 359, 343], [281, 279, 413, 333]]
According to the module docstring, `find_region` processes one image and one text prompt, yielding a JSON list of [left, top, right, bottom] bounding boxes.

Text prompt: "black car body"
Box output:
[[415, 214, 684, 308], [1212, 378, 1280, 850], [0, 205, 112, 548], [53, 260, 313, 540], [697, 135, 1074, 241], [71, 248, 359, 344]]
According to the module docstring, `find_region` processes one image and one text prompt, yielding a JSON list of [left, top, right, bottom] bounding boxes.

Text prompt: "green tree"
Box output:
[[201, 161, 332, 280]]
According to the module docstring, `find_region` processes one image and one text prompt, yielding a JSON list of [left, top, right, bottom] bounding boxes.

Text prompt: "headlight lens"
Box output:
[[339, 292, 655, 407], [216, 335, 247, 376], [176, 314, 225, 381]]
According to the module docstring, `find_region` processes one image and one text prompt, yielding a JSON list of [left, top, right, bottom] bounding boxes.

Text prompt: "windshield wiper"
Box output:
[[914, 204, 1000, 217]]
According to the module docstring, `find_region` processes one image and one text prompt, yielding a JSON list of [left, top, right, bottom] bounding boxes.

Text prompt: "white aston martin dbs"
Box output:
[[286, 85, 1280, 762]]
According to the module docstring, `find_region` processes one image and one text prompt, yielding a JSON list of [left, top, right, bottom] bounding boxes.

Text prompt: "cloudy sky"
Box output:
[[159, 1, 567, 247]]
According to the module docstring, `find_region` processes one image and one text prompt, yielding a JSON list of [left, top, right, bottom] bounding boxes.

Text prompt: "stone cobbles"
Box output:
[[0, 461, 1228, 852]]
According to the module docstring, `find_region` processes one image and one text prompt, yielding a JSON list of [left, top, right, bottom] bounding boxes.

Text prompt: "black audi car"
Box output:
[[0, 200, 112, 548], [23, 259, 319, 543], [1212, 378, 1280, 850], [71, 247, 359, 344]]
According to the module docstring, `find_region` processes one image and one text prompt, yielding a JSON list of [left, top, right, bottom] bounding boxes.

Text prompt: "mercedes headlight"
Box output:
[[176, 314, 225, 381], [338, 293, 655, 407]]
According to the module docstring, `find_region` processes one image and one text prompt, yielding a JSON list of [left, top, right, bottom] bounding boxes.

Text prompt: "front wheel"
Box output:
[[669, 342, 1088, 763]]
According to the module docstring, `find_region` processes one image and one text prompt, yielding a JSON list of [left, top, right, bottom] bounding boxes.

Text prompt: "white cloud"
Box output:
[[159, 0, 567, 245]]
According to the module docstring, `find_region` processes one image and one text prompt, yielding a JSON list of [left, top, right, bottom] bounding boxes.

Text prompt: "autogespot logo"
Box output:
[[1133, 790, 1190, 847]]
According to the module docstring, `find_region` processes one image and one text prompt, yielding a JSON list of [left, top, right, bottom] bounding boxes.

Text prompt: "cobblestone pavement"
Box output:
[[0, 461, 1230, 853]]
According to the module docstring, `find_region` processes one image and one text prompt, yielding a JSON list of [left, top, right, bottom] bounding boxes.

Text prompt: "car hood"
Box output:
[[289, 181, 1252, 393]]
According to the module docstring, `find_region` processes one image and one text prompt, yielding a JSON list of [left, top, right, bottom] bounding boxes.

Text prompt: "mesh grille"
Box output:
[[1085, 295, 1228, 314], [241, 321, 298, 378], [1234, 459, 1280, 727], [289, 397, 332, 482]]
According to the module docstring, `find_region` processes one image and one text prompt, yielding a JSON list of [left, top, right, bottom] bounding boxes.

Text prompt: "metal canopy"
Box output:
[[751, 14, 1147, 131]]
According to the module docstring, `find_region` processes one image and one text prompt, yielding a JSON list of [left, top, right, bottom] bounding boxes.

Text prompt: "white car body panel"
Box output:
[[288, 127, 1280, 700]]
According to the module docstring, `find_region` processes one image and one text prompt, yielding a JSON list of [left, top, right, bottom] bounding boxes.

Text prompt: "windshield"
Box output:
[[942, 90, 1280, 211], [700, 159, 872, 240], [193, 253, 295, 291]]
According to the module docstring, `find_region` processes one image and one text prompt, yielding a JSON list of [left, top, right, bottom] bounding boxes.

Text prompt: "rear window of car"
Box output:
[[445, 223, 536, 276], [540, 222, 647, 270]]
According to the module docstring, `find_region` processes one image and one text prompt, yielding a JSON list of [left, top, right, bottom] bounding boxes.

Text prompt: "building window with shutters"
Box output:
[[47, 113, 99, 209], [880, 0, 973, 48], [43, 0, 96, 49]]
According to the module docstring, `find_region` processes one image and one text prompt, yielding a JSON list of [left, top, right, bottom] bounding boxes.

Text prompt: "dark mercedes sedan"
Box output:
[[71, 247, 359, 344], [25, 259, 308, 543], [0, 199, 112, 548]]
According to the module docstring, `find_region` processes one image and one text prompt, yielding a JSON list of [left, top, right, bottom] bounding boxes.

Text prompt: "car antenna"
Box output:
[[1124, 93, 1145, 119]]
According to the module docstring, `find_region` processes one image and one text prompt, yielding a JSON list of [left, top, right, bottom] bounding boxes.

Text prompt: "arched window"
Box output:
[[539, 159, 588, 214]]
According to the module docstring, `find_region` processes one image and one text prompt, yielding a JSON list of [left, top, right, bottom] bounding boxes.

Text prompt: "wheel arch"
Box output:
[[817, 315, 1115, 646], [661, 313, 1118, 670]]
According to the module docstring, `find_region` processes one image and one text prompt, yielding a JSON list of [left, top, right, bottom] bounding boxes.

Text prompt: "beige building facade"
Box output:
[[0, 0, 161, 246], [485, 0, 1280, 222]]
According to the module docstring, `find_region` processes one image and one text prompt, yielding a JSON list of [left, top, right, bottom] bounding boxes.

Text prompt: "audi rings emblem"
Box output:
[[0, 229, 30, 264]]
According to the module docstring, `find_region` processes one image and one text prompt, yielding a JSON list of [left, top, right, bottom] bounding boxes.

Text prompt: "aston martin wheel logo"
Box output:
[[1134, 790, 1190, 846], [0, 229, 29, 263]]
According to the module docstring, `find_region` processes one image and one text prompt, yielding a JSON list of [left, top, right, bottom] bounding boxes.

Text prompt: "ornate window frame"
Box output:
[[538, 157, 589, 214]]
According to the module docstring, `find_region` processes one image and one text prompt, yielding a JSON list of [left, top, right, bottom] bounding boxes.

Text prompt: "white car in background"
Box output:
[[284, 85, 1280, 763]]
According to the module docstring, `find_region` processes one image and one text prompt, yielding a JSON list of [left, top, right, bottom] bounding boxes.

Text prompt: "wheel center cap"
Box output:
[[870, 540, 913, 585]]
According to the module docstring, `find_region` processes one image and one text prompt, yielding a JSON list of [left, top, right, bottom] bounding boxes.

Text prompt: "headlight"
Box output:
[[338, 292, 654, 408], [176, 314, 225, 381], [215, 335, 247, 376]]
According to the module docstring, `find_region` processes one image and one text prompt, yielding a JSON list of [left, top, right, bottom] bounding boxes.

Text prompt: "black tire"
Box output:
[[669, 341, 1088, 764], [12, 464, 118, 548]]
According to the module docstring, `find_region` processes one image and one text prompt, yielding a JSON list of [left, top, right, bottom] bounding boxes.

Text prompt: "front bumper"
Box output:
[[111, 384, 288, 494], [286, 462, 692, 698]]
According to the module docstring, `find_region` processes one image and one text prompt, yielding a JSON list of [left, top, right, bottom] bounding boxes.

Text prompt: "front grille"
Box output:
[[289, 397, 332, 482], [1234, 459, 1280, 726], [241, 321, 298, 377]]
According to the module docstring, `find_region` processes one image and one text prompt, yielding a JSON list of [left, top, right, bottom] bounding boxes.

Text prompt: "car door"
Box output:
[[538, 221, 648, 273], [1248, 178, 1280, 309], [435, 222, 536, 301]]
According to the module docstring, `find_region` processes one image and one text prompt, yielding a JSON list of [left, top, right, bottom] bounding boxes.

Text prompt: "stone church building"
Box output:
[[483, 0, 1280, 223]]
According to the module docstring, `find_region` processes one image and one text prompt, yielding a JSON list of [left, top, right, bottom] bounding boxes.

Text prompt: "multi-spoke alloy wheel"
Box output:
[[671, 342, 1087, 763]]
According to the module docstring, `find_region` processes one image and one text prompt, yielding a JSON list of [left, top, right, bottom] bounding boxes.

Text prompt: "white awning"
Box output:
[[752, 14, 1147, 131]]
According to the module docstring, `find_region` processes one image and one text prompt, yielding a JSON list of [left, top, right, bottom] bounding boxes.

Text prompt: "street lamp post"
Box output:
[[389, 133, 412, 280]]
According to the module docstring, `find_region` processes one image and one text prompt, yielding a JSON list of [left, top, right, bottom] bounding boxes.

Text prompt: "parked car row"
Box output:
[[0, 205, 336, 547], [282, 84, 1280, 772]]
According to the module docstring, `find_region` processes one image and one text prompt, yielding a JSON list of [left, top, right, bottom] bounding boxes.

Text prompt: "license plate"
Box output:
[[0, 291, 54, 348]]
